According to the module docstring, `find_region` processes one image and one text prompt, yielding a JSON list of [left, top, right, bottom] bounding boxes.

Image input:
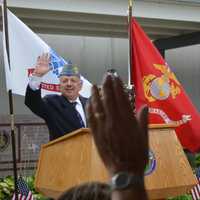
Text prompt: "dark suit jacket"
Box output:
[[25, 85, 88, 141]]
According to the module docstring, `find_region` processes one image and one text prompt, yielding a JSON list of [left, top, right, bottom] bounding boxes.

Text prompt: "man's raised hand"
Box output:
[[33, 53, 51, 77]]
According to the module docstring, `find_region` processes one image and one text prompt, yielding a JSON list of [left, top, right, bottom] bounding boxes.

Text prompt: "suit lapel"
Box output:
[[59, 95, 82, 128]]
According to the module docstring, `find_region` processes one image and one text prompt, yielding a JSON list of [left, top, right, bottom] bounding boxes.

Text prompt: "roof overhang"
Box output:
[[0, 0, 200, 40]]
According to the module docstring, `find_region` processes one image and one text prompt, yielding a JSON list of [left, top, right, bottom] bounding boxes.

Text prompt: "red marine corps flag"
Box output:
[[131, 18, 200, 152]]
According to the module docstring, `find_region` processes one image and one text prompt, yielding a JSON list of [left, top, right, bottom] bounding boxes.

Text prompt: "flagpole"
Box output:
[[128, 0, 133, 85], [3, 1, 18, 199]]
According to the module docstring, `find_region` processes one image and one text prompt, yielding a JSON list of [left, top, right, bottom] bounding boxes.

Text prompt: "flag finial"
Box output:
[[129, 0, 133, 8]]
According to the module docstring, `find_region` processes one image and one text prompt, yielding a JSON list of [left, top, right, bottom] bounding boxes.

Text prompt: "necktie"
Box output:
[[71, 102, 85, 127]]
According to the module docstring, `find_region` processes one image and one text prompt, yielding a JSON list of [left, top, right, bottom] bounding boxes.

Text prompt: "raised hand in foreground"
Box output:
[[87, 74, 149, 200]]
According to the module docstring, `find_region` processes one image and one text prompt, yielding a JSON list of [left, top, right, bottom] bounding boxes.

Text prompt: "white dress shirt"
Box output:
[[28, 74, 42, 91]]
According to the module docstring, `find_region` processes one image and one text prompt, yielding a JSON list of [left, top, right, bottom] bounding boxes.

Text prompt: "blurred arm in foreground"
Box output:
[[87, 74, 149, 200]]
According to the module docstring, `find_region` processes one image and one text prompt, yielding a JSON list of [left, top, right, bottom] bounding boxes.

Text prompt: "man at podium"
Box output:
[[25, 53, 87, 141]]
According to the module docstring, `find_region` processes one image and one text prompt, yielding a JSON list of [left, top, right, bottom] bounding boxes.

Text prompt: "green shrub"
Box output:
[[167, 194, 192, 200], [195, 153, 200, 168], [0, 175, 48, 200]]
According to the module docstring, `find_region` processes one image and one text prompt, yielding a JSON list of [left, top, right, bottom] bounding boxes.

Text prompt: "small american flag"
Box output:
[[12, 176, 34, 200], [191, 167, 200, 200]]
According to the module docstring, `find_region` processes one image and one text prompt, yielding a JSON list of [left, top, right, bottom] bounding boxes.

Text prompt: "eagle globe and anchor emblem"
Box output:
[[143, 63, 181, 102], [143, 63, 192, 125]]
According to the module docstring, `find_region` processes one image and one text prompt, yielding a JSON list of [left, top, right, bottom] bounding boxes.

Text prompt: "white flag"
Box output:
[[2, 4, 12, 91], [3, 9, 92, 97]]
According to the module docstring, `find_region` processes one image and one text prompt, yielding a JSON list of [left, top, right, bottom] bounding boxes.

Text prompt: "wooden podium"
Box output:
[[35, 125, 197, 199]]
